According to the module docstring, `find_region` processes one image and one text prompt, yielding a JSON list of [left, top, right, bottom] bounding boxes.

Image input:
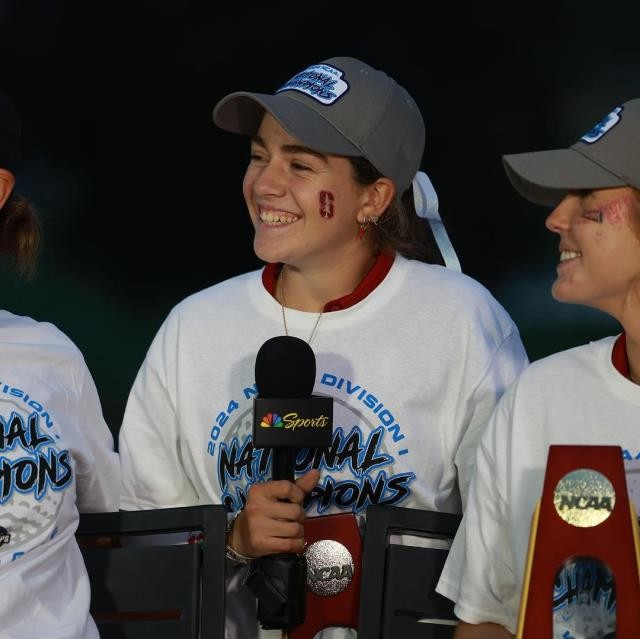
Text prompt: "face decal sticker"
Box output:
[[600, 195, 634, 227], [320, 190, 335, 219], [580, 194, 635, 227]]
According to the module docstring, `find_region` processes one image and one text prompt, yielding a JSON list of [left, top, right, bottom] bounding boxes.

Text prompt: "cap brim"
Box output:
[[212, 91, 361, 157], [502, 148, 626, 207]]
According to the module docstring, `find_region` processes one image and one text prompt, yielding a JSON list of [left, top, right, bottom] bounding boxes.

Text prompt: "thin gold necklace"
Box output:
[[278, 266, 324, 345]]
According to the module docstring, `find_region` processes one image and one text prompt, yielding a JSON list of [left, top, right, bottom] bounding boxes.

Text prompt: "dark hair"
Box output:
[[348, 156, 445, 265], [0, 192, 41, 279]]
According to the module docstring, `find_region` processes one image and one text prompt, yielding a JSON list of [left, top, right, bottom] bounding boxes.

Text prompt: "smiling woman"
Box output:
[[0, 87, 119, 639], [243, 113, 386, 286], [545, 187, 640, 314], [117, 55, 529, 638], [437, 97, 640, 639]]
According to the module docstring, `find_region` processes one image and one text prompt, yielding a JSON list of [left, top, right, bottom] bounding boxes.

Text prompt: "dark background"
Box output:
[[0, 1, 636, 436]]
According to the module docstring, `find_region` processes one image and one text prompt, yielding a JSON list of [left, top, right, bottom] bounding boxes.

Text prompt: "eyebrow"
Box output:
[[251, 136, 328, 162]]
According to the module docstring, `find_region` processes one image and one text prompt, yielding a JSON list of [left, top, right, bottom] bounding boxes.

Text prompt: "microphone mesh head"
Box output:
[[255, 335, 316, 398]]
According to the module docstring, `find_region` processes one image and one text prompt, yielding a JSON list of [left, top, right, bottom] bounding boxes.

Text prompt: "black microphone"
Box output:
[[254, 335, 332, 481], [245, 335, 333, 630]]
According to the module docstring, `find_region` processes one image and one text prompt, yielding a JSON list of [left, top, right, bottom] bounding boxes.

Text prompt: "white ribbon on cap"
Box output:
[[412, 171, 461, 272]]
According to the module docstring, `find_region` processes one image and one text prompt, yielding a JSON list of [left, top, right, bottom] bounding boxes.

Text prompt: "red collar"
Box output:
[[262, 252, 395, 312], [612, 332, 630, 378]]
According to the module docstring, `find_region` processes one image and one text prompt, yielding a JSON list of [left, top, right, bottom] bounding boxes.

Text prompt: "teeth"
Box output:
[[560, 250, 582, 262], [259, 210, 297, 225]]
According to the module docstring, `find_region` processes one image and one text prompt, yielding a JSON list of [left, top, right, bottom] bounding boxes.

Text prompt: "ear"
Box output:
[[0, 169, 15, 210], [356, 177, 396, 223]]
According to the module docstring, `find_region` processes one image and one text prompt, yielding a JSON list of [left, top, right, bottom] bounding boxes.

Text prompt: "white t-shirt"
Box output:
[[119, 254, 528, 638], [437, 335, 638, 636], [0, 310, 120, 638]]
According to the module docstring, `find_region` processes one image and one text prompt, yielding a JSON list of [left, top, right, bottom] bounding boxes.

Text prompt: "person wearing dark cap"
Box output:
[[0, 88, 120, 637], [436, 98, 640, 638], [118, 56, 527, 637]]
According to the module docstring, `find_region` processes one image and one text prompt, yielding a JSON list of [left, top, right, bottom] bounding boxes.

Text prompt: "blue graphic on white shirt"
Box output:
[[210, 371, 415, 513], [0, 385, 69, 564], [217, 426, 415, 513]]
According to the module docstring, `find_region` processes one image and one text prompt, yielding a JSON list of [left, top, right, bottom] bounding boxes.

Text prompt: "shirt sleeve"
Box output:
[[454, 326, 528, 509], [72, 359, 120, 513], [437, 386, 521, 633], [119, 312, 199, 510]]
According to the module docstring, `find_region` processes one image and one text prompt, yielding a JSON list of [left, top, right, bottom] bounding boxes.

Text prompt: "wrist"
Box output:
[[225, 510, 253, 565]]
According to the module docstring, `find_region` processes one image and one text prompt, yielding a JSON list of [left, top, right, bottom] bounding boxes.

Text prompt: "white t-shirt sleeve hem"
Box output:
[[452, 600, 516, 634]]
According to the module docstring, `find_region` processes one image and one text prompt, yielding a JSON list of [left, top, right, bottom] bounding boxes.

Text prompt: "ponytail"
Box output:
[[0, 192, 41, 279]]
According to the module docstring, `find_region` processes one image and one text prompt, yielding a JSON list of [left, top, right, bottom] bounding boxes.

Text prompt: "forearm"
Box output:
[[454, 621, 514, 639]]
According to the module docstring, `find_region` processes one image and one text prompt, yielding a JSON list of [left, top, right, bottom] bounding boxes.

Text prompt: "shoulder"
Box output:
[[479, 338, 618, 465], [169, 269, 261, 317], [395, 256, 520, 337], [398, 256, 511, 308], [0, 310, 91, 390], [144, 269, 264, 347], [502, 337, 615, 405], [0, 310, 84, 358], [520, 337, 611, 381]]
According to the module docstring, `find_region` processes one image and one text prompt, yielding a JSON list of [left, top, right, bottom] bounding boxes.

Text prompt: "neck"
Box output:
[[278, 253, 377, 312], [626, 332, 640, 384], [618, 287, 640, 362]]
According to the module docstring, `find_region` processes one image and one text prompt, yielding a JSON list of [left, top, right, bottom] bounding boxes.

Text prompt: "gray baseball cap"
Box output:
[[503, 98, 640, 207], [212, 56, 425, 193]]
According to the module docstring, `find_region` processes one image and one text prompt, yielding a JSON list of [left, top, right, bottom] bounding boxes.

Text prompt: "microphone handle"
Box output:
[[272, 447, 296, 482], [246, 446, 306, 630]]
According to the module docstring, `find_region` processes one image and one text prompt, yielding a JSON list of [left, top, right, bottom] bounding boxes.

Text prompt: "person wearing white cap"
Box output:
[[118, 56, 528, 638], [437, 98, 640, 638], [0, 88, 120, 638]]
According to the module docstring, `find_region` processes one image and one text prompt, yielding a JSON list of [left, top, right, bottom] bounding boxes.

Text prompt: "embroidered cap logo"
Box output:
[[276, 63, 350, 105], [581, 106, 623, 144]]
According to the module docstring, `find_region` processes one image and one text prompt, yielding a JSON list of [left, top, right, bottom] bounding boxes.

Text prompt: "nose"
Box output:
[[545, 194, 574, 234], [251, 160, 287, 198]]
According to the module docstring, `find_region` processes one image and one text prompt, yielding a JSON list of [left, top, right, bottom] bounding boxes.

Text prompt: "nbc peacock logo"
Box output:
[[260, 412, 284, 428]]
